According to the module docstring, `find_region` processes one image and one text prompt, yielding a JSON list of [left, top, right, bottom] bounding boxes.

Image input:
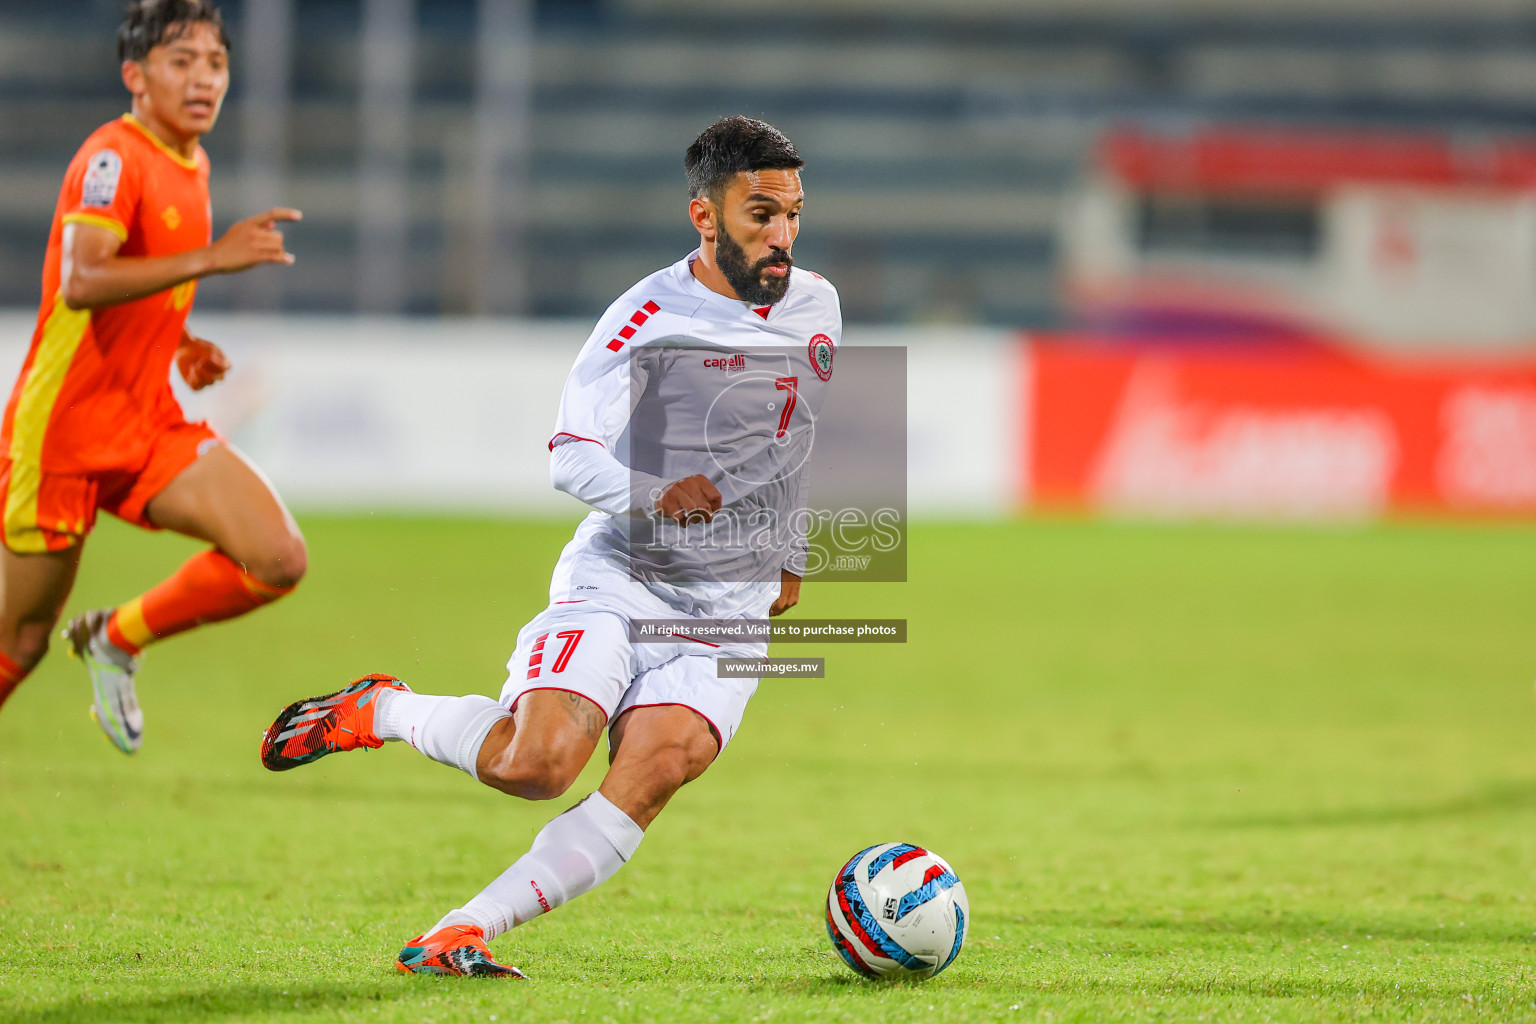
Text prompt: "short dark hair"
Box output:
[[684, 116, 804, 203], [118, 0, 229, 63]]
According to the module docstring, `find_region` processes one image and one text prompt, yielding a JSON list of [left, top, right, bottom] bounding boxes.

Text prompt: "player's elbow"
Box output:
[[60, 274, 97, 311], [549, 447, 582, 498], [549, 457, 572, 497], [549, 452, 602, 511]]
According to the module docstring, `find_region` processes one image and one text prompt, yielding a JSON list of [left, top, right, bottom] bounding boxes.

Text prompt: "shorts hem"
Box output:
[[611, 700, 723, 759], [506, 685, 613, 725], [110, 423, 222, 528]]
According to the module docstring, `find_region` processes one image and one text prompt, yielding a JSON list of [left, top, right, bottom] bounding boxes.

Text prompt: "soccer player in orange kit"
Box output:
[[0, 0, 307, 753]]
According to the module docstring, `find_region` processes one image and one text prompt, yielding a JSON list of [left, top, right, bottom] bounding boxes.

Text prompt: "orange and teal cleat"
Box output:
[[260, 673, 409, 771], [395, 924, 526, 978]]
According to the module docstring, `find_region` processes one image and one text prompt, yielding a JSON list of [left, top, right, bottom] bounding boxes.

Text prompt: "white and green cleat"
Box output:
[[65, 610, 142, 754]]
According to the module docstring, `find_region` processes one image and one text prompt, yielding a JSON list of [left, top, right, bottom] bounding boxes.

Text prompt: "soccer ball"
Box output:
[[824, 842, 968, 980]]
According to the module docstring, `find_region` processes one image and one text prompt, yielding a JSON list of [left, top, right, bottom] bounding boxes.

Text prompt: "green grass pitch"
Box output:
[[2, 515, 1536, 1023]]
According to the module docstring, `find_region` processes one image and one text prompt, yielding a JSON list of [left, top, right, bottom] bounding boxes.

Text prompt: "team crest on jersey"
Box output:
[[81, 149, 123, 208], [809, 334, 834, 381]]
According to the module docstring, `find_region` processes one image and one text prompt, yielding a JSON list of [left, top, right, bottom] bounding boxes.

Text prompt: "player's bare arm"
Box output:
[[60, 209, 300, 311], [770, 570, 802, 617]]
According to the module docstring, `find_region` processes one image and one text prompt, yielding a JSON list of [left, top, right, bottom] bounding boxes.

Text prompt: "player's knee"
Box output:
[[482, 746, 584, 801], [245, 534, 307, 591], [7, 620, 53, 670], [647, 732, 717, 793]]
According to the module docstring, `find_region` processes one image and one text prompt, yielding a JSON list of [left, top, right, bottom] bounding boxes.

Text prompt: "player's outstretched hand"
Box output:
[[769, 570, 801, 617], [176, 335, 231, 390], [656, 474, 721, 525], [208, 208, 302, 274]]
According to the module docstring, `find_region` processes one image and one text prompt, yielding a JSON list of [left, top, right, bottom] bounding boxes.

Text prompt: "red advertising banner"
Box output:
[[1028, 340, 1536, 518]]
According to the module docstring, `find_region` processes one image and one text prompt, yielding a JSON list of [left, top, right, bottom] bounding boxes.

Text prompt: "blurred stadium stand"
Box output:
[[4, 0, 1536, 326]]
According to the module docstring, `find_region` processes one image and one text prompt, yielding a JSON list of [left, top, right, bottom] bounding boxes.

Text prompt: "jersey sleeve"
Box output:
[[549, 316, 652, 451], [550, 438, 666, 517], [824, 279, 845, 346], [548, 310, 669, 515], [60, 139, 142, 243]]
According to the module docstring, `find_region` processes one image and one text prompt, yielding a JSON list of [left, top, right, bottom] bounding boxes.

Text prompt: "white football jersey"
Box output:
[[548, 249, 843, 614]]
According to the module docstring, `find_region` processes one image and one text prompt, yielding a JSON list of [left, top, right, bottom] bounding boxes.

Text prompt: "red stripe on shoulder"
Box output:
[[611, 299, 662, 348]]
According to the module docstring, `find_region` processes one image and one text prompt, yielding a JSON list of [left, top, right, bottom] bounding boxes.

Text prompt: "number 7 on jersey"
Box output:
[[774, 376, 798, 439]]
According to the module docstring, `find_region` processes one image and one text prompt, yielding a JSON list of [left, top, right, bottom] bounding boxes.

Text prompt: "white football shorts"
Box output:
[[497, 533, 776, 753]]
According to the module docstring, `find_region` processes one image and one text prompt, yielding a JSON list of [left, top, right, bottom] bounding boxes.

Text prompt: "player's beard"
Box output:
[[713, 225, 793, 306]]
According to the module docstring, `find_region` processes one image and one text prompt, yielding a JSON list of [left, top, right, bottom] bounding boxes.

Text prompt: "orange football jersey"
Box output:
[[2, 113, 212, 477]]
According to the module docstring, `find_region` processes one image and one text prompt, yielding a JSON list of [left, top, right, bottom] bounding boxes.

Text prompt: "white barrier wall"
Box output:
[[0, 313, 1024, 517]]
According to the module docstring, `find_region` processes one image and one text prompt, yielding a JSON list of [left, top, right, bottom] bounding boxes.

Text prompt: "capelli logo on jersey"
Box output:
[[702, 353, 747, 372]]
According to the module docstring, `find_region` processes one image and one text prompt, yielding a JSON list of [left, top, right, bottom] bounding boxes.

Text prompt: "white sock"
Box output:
[[373, 689, 509, 781], [431, 791, 644, 940]]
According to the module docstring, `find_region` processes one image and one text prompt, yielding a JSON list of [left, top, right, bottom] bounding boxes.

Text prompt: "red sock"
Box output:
[[0, 650, 28, 710], [105, 550, 296, 655]]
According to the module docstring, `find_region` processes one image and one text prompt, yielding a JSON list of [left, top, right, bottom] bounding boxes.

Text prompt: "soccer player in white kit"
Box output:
[[260, 117, 842, 977]]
